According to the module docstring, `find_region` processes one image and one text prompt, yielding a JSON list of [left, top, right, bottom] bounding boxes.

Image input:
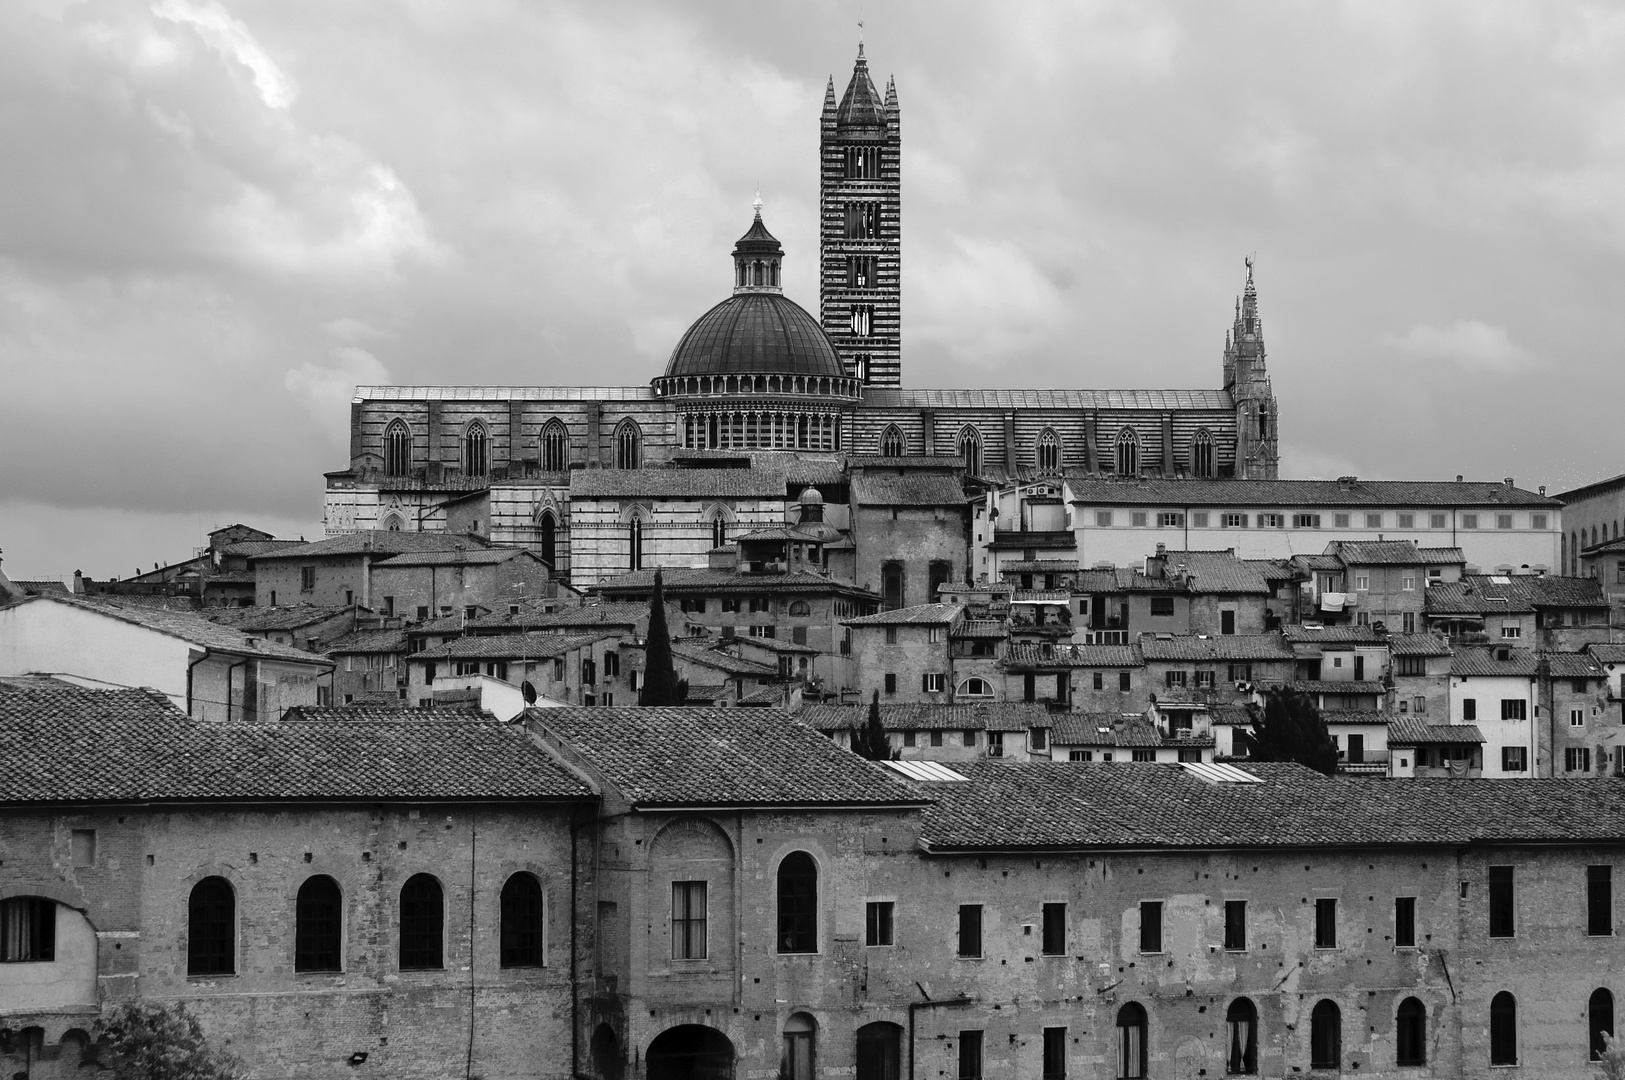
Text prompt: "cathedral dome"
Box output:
[[663, 292, 846, 380], [661, 201, 847, 382]]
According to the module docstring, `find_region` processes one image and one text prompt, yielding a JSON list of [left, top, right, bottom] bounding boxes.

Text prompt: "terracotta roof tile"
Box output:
[[1062, 476, 1561, 508], [1387, 720, 1485, 746], [798, 703, 1051, 733], [1139, 634, 1294, 662]]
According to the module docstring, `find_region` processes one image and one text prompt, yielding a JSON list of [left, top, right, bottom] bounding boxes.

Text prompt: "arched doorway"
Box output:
[[855, 1021, 902, 1080], [647, 1025, 734, 1080], [591, 1023, 624, 1080]]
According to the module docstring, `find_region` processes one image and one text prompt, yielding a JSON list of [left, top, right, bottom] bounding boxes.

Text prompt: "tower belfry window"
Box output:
[[850, 304, 874, 337], [847, 256, 877, 288], [845, 202, 880, 239], [845, 145, 881, 179]]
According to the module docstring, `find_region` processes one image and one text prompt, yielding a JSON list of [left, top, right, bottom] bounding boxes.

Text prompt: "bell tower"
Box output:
[[1224, 259, 1280, 479], [820, 44, 901, 387]]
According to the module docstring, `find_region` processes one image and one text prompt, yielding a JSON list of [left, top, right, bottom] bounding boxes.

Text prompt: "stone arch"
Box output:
[[649, 817, 735, 971], [646, 1025, 734, 1080]]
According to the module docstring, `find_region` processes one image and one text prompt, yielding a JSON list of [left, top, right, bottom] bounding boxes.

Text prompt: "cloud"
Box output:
[[154, 0, 298, 109], [1381, 320, 1542, 373], [285, 345, 391, 445]]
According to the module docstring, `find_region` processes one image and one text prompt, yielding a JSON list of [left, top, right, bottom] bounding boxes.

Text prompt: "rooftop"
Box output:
[[1387, 719, 1485, 746], [415, 632, 611, 662], [20, 596, 332, 666], [1138, 633, 1295, 662], [1062, 476, 1561, 509], [845, 603, 963, 627], [850, 474, 968, 507], [249, 530, 491, 561], [1425, 574, 1608, 615], [799, 702, 1053, 733]]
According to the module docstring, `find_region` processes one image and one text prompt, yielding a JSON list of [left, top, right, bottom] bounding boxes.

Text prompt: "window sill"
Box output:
[[294, 968, 344, 976], [955, 955, 984, 961], [186, 973, 237, 981]]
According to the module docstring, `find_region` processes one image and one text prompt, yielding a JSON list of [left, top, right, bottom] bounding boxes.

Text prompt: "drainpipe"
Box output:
[[185, 648, 213, 720]]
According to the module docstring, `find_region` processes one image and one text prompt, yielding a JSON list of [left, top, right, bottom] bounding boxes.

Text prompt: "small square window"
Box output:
[[884, 673, 897, 695], [1191, 512, 1209, 527], [1222, 512, 1248, 528], [1430, 513, 1447, 529], [866, 901, 895, 946], [885, 627, 898, 645], [1333, 513, 1350, 528], [1093, 671, 1104, 690], [1131, 512, 1148, 527], [1158, 512, 1184, 528], [1497, 514, 1514, 530], [71, 829, 96, 868], [1119, 671, 1131, 691], [1397, 513, 1414, 528], [1532, 513, 1548, 530], [1365, 513, 1382, 529], [1096, 511, 1113, 527], [1462, 513, 1479, 529]]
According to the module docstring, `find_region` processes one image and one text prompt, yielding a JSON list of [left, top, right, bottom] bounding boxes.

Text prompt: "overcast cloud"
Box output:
[[4, 0, 1625, 577]]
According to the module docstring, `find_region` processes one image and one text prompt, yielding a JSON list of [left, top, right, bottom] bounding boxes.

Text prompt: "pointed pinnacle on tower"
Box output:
[[823, 75, 836, 115]]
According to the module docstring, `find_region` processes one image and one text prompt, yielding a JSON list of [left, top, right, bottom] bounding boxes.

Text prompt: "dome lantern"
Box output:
[[733, 194, 784, 295]]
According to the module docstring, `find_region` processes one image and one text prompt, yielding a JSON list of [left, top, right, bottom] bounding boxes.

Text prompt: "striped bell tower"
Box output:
[[820, 45, 901, 387]]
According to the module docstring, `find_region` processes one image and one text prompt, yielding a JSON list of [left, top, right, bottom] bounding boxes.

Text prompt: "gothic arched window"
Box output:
[[614, 419, 642, 471], [384, 419, 411, 477], [1037, 429, 1060, 473], [1116, 428, 1140, 477], [541, 419, 569, 472], [628, 516, 644, 571], [1192, 428, 1215, 478], [537, 510, 556, 569], [381, 514, 404, 533], [711, 512, 729, 551], [880, 425, 905, 458], [463, 421, 488, 477], [958, 427, 982, 475]]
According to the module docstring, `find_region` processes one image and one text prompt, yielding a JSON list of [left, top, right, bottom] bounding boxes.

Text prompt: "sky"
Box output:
[[4, 1, 1625, 579]]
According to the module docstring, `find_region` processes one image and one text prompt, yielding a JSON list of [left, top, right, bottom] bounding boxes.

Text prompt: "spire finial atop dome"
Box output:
[[752, 187, 763, 219]]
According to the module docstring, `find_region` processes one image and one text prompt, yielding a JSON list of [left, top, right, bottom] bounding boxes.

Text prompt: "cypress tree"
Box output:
[[638, 569, 686, 706], [1245, 688, 1339, 777], [850, 690, 897, 761]]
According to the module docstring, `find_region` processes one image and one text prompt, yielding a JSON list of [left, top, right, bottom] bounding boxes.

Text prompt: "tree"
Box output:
[[1599, 1032, 1625, 1080], [638, 569, 687, 706], [1245, 689, 1340, 777], [849, 691, 898, 761], [95, 1002, 243, 1080]]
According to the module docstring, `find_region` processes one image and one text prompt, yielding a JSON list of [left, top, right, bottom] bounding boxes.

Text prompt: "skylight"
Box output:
[[1180, 761, 1263, 784], [884, 760, 968, 783]]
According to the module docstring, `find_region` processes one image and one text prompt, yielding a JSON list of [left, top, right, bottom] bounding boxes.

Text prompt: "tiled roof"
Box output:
[[281, 704, 490, 723], [1262, 680, 1386, 695], [591, 568, 870, 597], [1451, 646, 1541, 677], [1209, 703, 1256, 726], [526, 707, 927, 808], [1542, 651, 1605, 678], [738, 684, 791, 705], [799, 703, 1052, 733], [1314, 709, 1390, 724], [721, 637, 819, 655], [358, 385, 656, 402], [207, 605, 353, 632], [1588, 644, 1625, 665], [1326, 540, 1428, 566], [1581, 536, 1625, 556], [987, 531, 1077, 551], [324, 629, 408, 654], [847, 455, 966, 470], [850, 474, 968, 507], [12, 580, 70, 595], [415, 633, 609, 661], [249, 530, 491, 561], [952, 620, 1009, 640], [1062, 476, 1561, 508], [218, 539, 307, 558], [1281, 625, 1386, 645], [915, 761, 1625, 851], [374, 549, 538, 568], [684, 683, 730, 702], [1002, 560, 1080, 573], [1138, 634, 1294, 662], [845, 603, 963, 626], [1387, 720, 1485, 746], [1157, 550, 1270, 594], [1051, 713, 1163, 747], [1295, 554, 1345, 572], [861, 388, 1235, 411], [466, 602, 673, 633], [670, 641, 779, 677], [1426, 574, 1608, 615], [0, 681, 184, 721], [1005, 643, 1143, 668], [1386, 633, 1453, 657], [1012, 589, 1071, 602], [1247, 559, 1299, 585], [32, 596, 332, 666], [0, 708, 592, 804], [571, 469, 786, 499], [1415, 547, 1467, 563]]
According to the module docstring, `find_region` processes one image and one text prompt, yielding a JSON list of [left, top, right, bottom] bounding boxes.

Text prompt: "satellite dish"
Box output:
[[521, 681, 537, 706]]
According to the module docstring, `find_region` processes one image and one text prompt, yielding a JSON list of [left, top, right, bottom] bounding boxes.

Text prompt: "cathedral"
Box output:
[[323, 46, 1280, 583]]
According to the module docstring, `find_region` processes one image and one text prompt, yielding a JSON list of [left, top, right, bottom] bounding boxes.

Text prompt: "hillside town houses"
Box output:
[[7, 40, 1625, 1080]]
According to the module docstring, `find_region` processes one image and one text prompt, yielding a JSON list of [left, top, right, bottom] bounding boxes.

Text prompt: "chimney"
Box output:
[[1504, 477, 1515, 487], [1539, 485, 1546, 496], [1456, 475, 1464, 482]]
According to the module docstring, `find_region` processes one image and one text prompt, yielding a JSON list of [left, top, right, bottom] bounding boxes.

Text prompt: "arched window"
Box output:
[[399, 874, 444, 970], [1116, 428, 1140, 477], [1116, 1002, 1148, 1079], [958, 427, 982, 475], [614, 419, 642, 470], [0, 896, 55, 961], [188, 877, 235, 976], [1037, 428, 1060, 473], [295, 875, 342, 972], [1490, 992, 1517, 1066], [776, 852, 818, 954], [500, 873, 544, 968], [782, 1013, 817, 1080], [958, 677, 993, 698], [629, 517, 643, 571], [788, 600, 811, 617], [1226, 998, 1258, 1074], [538, 510, 556, 569], [711, 512, 729, 550], [463, 420, 488, 477], [384, 419, 411, 477], [541, 419, 570, 472], [856, 1022, 902, 1080], [1396, 996, 1427, 1066], [1193, 428, 1215, 478], [880, 425, 905, 457], [1592, 987, 1615, 1061], [1310, 1000, 1340, 1070]]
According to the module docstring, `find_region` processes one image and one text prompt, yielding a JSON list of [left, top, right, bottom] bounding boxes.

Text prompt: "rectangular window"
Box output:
[[958, 905, 983, 958], [1222, 512, 1248, 528], [1042, 1026, 1067, 1080], [1314, 898, 1337, 948], [1165, 670, 1188, 688], [1488, 865, 1515, 937], [1031, 727, 1049, 751], [1096, 511, 1114, 526], [885, 626, 898, 645], [1568, 747, 1594, 773], [1365, 513, 1383, 528], [1139, 901, 1163, 953], [1462, 513, 1479, 529], [1158, 512, 1184, 527], [902, 731, 916, 747], [1462, 697, 1477, 721], [672, 881, 707, 960], [1589, 866, 1612, 936], [1150, 596, 1175, 617], [1402, 574, 1416, 591], [0, 897, 55, 962], [1572, 708, 1586, 728], [1532, 513, 1548, 530], [884, 673, 897, 695], [931, 730, 944, 747], [1119, 671, 1132, 691], [958, 1030, 984, 1080], [1431, 512, 1448, 529], [1334, 513, 1351, 528], [1395, 896, 1417, 948], [1227, 663, 1253, 681], [1396, 656, 1425, 676], [70, 829, 96, 868], [1093, 671, 1104, 690], [1042, 902, 1066, 955], [1397, 513, 1415, 528], [927, 627, 942, 644], [1191, 511, 1210, 528], [1402, 612, 1416, 633], [962, 729, 976, 747], [1502, 746, 1528, 771], [1224, 900, 1246, 950], [300, 566, 315, 591], [866, 901, 895, 946], [1131, 512, 1148, 527], [1259, 513, 1283, 528], [923, 672, 946, 693], [1500, 623, 1522, 639], [1497, 513, 1514, 530], [1069, 750, 1093, 761], [1501, 699, 1527, 721], [1355, 572, 1370, 591], [1293, 513, 1321, 528]]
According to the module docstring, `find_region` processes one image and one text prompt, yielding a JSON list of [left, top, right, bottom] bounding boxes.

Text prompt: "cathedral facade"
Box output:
[[323, 48, 1280, 584]]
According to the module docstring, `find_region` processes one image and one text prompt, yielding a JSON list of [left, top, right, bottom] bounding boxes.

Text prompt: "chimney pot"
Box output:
[[1456, 475, 1464, 483], [1504, 477, 1514, 487]]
